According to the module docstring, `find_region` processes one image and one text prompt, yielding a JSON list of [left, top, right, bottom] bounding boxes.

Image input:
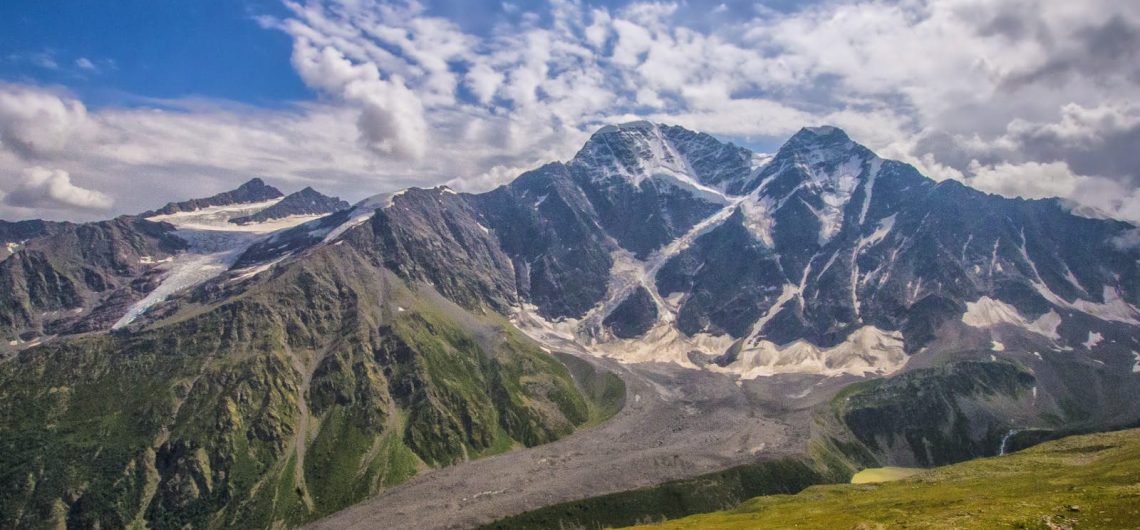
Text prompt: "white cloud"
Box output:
[[0, 84, 93, 158], [1112, 229, 1140, 250], [0, 0, 1138, 226], [4, 167, 112, 211], [75, 57, 98, 71], [967, 160, 1077, 199], [291, 40, 428, 159]]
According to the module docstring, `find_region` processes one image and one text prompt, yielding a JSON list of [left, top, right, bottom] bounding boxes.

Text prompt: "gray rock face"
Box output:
[[471, 163, 616, 319], [644, 126, 1140, 357], [0, 217, 186, 344], [143, 178, 283, 216], [230, 186, 349, 225], [656, 209, 785, 337], [603, 286, 658, 339]]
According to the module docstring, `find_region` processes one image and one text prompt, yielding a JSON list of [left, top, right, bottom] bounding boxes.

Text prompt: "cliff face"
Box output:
[[0, 216, 187, 343], [142, 178, 284, 217]]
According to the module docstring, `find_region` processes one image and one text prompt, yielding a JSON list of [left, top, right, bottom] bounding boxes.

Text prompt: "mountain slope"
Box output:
[[0, 216, 187, 345], [497, 124, 1140, 384], [0, 180, 351, 349], [230, 187, 349, 225], [0, 211, 606, 529], [624, 427, 1140, 530], [143, 178, 284, 216]]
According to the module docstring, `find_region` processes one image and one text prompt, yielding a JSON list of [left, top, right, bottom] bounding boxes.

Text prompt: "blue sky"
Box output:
[[0, 0, 804, 111], [0, 0, 306, 106], [0, 0, 1138, 222]]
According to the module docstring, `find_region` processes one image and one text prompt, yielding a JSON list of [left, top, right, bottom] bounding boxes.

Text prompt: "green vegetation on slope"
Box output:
[[483, 359, 1066, 530], [479, 457, 847, 530], [551, 352, 626, 427], [627, 427, 1140, 530], [0, 241, 616, 530], [831, 360, 1037, 467]]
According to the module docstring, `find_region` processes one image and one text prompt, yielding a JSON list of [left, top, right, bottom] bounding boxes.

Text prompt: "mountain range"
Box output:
[[1, 122, 1139, 529]]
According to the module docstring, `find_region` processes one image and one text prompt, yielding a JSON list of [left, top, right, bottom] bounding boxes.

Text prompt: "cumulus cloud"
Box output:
[[4, 167, 112, 211], [1, 0, 1138, 225], [291, 40, 429, 159], [0, 85, 93, 158], [75, 57, 98, 71], [1112, 229, 1140, 250]]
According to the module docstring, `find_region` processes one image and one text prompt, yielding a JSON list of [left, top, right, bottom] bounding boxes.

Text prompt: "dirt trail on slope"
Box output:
[[303, 349, 809, 530]]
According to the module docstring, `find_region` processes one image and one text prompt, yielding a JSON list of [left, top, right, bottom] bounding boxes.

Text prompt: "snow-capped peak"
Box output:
[[572, 122, 754, 196]]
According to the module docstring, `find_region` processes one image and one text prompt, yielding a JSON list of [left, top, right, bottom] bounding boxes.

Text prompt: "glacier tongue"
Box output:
[[114, 201, 324, 329]]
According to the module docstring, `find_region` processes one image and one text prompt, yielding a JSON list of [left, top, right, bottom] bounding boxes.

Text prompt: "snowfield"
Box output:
[[113, 200, 325, 329]]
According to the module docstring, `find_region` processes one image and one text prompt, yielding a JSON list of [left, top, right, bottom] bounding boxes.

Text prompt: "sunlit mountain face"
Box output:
[[2, 1, 1139, 529]]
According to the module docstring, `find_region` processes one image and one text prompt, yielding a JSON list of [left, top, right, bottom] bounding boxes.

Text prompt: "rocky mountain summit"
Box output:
[[142, 177, 284, 216], [231, 186, 349, 225]]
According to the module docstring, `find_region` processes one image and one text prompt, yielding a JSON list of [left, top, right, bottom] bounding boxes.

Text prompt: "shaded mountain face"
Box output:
[[0, 217, 187, 343], [0, 219, 63, 261], [143, 177, 284, 216], [9, 121, 1130, 380], [230, 186, 349, 225], [473, 123, 1138, 381], [0, 179, 346, 351]]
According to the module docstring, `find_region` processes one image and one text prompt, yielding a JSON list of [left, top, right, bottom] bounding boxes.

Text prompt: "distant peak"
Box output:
[[142, 177, 283, 217], [593, 120, 658, 134], [774, 126, 865, 160], [238, 177, 271, 189], [791, 125, 851, 143]]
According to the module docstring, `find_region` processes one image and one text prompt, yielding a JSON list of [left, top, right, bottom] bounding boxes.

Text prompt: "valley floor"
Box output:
[[303, 351, 808, 530], [625, 427, 1140, 530]]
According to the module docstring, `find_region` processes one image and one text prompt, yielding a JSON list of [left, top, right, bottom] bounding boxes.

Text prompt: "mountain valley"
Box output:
[[2, 122, 1139, 529]]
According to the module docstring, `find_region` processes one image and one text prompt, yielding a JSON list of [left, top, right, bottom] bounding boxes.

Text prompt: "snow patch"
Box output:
[[1083, 331, 1104, 350], [320, 190, 406, 243], [722, 326, 907, 378], [139, 255, 174, 265], [115, 204, 319, 329], [858, 159, 883, 225], [991, 341, 1005, 352], [739, 197, 775, 246], [3, 241, 22, 260], [1133, 351, 1140, 373], [962, 296, 1062, 340], [113, 231, 256, 329], [146, 198, 321, 233], [750, 152, 773, 172], [651, 168, 730, 204], [1033, 284, 1140, 325]]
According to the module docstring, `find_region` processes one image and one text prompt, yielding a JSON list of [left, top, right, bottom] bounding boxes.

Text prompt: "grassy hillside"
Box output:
[[626, 427, 1140, 529], [0, 240, 619, 530], [478, 457, 846, 530]]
